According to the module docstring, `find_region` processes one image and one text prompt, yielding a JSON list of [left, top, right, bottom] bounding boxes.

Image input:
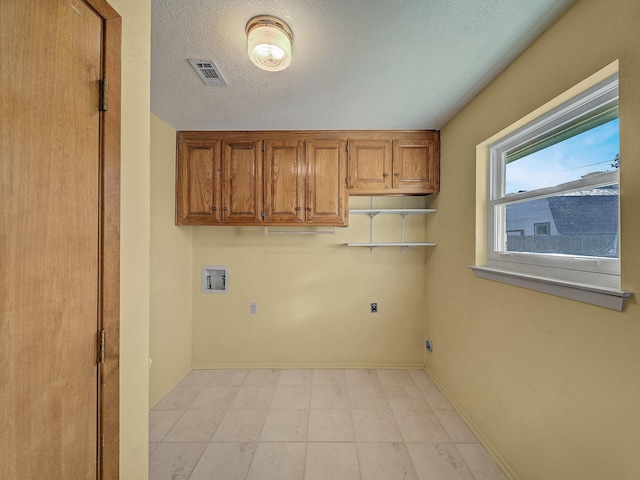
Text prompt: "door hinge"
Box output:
[[100, 78, 109, 112], [345, 143, 349, 152], [97, 330, 106, 364], [261, 211, 265, 219], [261, 142, 265, 152]]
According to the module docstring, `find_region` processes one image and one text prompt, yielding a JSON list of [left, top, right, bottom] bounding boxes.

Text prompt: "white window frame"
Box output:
[[471, 65, 633, 310], [486, 73, 620, 289]]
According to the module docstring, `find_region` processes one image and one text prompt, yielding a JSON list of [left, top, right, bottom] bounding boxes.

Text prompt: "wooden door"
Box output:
[[221, 140, 263, 223], [347, 139, 392, 193], [176, 141, 221, 225], [392, 137, 440, 193], [306, 140, 348, 226], [0, 1, 120, 479], [263, 140, 305, 223]]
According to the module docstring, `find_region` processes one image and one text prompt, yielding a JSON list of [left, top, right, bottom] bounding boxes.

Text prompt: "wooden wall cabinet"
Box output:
[[392, 137, 439, 193], [306, 139, 347, 226], [221, 139, 263, 224], [176, 132, 350, 226], [347, 140, 392, 193], [262, 139, 347, 226], [176, 130, 439, 226], [176, 140, 221, 224], [263, 140, 305, 223], [347, 132, 440, 195]]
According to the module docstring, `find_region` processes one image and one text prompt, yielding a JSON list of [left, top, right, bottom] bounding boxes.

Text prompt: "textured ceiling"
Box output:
[[151, 0, 574, 131]]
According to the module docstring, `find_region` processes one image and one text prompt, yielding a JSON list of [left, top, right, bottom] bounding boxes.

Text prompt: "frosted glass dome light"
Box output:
[[246, 16, 293, 72]]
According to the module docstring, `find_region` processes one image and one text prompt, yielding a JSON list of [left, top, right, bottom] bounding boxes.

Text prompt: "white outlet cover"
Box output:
[[201, 266, 229, 294]]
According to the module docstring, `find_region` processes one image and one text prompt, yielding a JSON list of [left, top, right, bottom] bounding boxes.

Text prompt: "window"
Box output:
[[487, 73, 620, 289], [472, 65, 633, 310], [534, 222, 550, 236]]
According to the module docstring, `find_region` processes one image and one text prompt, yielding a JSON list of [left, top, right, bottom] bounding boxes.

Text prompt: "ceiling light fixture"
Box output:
[[245, 15, 293, 72]]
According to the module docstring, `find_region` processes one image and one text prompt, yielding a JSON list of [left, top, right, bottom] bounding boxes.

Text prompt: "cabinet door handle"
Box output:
[[306, 207, 312, 212], [294, 207, 301, 211], [394, 173, 400, 177], [212, 207, 217, 211], [224, 207, 228, 211], [383, 173, 389, 177]]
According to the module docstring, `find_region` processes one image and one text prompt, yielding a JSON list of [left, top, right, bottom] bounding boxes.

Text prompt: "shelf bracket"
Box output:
[[369, 197, 375, 250], [400, 197, 406, 245]]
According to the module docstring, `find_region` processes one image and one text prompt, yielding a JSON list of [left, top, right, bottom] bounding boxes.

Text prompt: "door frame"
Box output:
[[85, 1, 121, 478]]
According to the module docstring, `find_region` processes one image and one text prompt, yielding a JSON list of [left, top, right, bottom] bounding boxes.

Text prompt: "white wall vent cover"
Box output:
[[201, 265, 229, 294], [188, 58, 227, 86]]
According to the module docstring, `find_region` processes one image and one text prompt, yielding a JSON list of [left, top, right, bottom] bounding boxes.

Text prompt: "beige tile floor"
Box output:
[[149, 369, 508, 480]]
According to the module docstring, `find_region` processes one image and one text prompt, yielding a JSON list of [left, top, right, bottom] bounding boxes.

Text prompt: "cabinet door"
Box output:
[[347, 139, 392, 193], [222, 139, 263, 224], [392, 136, 439, 192], [264, 140, 305, 223], [306, 139, 348, 226], [176, 141, 221, 225]]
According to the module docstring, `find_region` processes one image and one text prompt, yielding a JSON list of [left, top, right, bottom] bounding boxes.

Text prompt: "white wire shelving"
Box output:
[[346, 198, 437, 252]]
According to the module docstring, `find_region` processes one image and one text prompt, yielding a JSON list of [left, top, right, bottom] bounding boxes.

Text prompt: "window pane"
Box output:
[[505, 118, 619, 194], [534, 222, 550, 236], [501, 185, 619, 258]]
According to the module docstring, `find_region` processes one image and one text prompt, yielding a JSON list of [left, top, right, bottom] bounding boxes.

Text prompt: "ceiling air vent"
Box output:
[[187, 58, 227, 86]]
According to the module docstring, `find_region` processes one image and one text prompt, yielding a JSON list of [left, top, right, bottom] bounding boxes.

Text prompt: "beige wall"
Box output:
[[192, 196, 429, 368], [428, 1, 640, 479], [109, 0, 151, 478], [149, 114, 193, 407]]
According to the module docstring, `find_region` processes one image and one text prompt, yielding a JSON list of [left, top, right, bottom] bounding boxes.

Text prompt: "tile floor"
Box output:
[[149, 369, 508, 480]]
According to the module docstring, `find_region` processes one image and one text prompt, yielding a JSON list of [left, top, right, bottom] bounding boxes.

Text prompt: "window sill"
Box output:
[[469, 266, 634, 311]]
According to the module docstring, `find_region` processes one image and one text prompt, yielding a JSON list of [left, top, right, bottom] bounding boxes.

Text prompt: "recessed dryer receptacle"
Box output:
[[201, 266, 229, 294]]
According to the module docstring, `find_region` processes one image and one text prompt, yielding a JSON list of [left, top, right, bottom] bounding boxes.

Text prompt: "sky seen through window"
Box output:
[[505, 118, 619, 194]]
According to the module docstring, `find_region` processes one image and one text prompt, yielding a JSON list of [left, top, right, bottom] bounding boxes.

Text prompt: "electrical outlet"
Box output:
[[425, 339, 433, 352], [250, 303, 257, 314], [370, 303, 378, 313]]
